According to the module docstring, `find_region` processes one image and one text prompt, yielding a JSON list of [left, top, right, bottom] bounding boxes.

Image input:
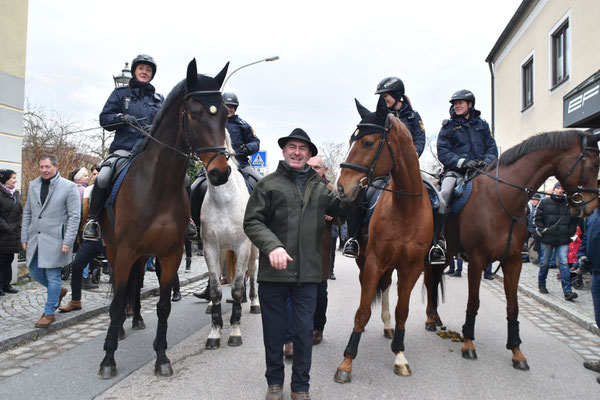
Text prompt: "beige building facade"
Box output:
[[486, 0, 600, 152], [0, 0, 28, 187]]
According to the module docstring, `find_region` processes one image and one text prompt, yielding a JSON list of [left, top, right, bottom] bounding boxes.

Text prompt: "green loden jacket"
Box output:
[[244, 161, 346, 284]]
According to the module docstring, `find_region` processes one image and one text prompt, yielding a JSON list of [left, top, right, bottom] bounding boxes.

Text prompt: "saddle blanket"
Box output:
[[450, 179, 473, 215], [106, 157, 136, 207]]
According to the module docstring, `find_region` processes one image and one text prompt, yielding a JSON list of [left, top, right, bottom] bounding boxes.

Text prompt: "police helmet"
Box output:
[[223, 92, 239, 108], [449, 89, 475, 106], [375, 77, 405, 101], [131, 54, 157, 80]]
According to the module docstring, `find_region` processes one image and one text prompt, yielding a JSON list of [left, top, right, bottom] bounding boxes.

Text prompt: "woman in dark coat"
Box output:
[[0, 169, 23, 295]]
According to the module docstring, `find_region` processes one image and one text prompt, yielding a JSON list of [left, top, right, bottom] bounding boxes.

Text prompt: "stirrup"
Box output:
[[82, 220, 101, 241], [342, 238, 359, 259], [428, 244, 446, 265]]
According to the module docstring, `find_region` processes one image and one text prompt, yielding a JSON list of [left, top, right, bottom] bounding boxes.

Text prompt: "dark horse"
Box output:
[[98, 59, 231, 379], [424, 130, 600, 370], [334, 100, 433, 382]]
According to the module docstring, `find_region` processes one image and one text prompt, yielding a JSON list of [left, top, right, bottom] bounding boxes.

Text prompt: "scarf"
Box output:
[[0, 183, 15, 197]]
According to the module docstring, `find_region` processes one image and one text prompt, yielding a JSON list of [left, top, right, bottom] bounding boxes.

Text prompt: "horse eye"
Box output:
[[189, 111, 200, 121], [363, 141, 374, 149]]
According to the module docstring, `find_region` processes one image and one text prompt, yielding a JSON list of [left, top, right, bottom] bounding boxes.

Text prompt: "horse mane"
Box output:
[[494, 130, 587, 167], [224, 130, 239, 170]]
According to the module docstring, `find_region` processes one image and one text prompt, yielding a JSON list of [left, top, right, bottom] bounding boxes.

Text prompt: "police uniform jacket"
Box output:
[[533, 195, 579, 246], [437, 107, 498, 173], [389, 103, 426, 157], [100, 81, 163, 153], [244, 161, 345, 284], [577, 209, 600, 273], [227, 114, 260, 167]]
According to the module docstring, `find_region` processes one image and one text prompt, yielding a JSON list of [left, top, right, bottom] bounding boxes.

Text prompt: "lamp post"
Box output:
[[221, 56, 279, 90], [113, 62, 132, 88]]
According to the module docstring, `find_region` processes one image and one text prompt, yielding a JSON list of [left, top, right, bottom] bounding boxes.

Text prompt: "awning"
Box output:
[[563, 69, 600, 128]]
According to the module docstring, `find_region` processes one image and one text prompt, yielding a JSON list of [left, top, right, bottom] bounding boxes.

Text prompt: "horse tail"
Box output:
[[373, 269, 394, 305], [123, 259, 145, 312]]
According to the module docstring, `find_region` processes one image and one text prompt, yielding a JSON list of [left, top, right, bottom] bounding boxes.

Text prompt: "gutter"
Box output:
[[488, 61, 495, 138]]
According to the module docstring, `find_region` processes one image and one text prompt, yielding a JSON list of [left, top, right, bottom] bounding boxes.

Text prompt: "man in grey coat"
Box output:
[[22, 154, 81, 328]]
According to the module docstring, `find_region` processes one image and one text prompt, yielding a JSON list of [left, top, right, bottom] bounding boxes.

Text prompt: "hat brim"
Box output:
[[278, 137, 318, 156]]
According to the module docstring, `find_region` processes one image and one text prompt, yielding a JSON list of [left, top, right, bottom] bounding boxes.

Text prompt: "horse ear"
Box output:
[[355, 99, 371, 119], [214, 62, 230, 88], [187, 59, 198, 88], [375, 96, 388, 122]]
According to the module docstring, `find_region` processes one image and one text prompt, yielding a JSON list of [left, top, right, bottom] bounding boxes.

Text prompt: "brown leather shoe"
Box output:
[[284, 342, 294, 359], [59, 300, 82, 313], [35, 313, 55, 328], [265, 384, 283, 400], [291, 391, 311, 400], [312, 330, 323, 345], [57, 287, 68, 309]]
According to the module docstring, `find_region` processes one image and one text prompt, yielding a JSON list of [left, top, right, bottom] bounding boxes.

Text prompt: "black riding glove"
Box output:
[[121, 114, 138, 125], [238, 145, 249, 157], [463, 160, 479, 170], [475, 160, 488, 170]]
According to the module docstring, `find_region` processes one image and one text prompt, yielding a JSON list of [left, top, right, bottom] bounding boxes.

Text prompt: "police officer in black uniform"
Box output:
[[343, 77, 426, 258], [83, 54, 164, 240]]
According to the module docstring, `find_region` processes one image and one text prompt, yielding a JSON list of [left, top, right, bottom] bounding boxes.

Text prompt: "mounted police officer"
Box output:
[[343, 77, 426, 258], [83, 54, 164, 240], [432, 89, 498, 261]]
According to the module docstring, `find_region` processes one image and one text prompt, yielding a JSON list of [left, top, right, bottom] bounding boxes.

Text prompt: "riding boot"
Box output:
[[82, 185, 108, 241], [343, 205, 366, 258], [428, 211, 448, 264]]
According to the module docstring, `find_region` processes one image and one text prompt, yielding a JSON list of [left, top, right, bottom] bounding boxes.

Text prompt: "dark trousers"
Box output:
[[314, 280, 328, 332], [258, 282, 317, 393], [0, 253, 15, 289], [71, 240, 106, 301], [184, 239, 192, 258]]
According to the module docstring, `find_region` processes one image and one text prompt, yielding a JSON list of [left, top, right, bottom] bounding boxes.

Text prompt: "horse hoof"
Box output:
[[435, 317, 443, 327], [383, 328, 394, 339], [205, 305, 213, 314], [394, 364, 411, 376], [132, 319, 146, 330], [205, 338, 220, 349], [118, 327, 126, 341], [154, 362, 173, 377], [250, 305, 261, 314], [228, 336, 243, 347], [462, 349, 478, 360], [512, 360, 530, 371], [425, 322, 437, 332], [98, 365, 117, 379], [334, 369, 351, 384]]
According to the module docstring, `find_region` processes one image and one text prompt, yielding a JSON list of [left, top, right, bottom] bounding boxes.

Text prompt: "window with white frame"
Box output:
[[551, 20, 569, 88], [522, 57, 534, 110]]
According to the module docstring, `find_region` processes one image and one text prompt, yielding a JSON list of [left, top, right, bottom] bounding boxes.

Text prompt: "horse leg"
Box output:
[[502, 257, 529, 371], [99, 254, 134, 379], [423, 263, 445, 331], [461, 261, 483, 360], [131, 259, 146, 330], [153, 254, 181, 377], [392, 264, 423, 376], [334, 258, 382, 384], [248, 247, 261, 314], [381, 284, 394, 338], [205, 247, 223, 349], [228, 249, 249, 347]]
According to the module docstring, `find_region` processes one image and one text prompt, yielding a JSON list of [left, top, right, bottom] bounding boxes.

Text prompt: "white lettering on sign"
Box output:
[[568, 84, 600, 114]]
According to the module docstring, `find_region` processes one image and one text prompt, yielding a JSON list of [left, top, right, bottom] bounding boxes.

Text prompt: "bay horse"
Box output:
[[334, 99, 433, 382], [424, 130, 600, 370], [98, 59, 231, 379], [201, 131, 260, 349]]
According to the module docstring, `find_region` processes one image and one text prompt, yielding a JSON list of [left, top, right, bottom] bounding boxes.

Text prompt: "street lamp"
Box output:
[[221, 56, 279, 90], [113, 62, 132, 88]]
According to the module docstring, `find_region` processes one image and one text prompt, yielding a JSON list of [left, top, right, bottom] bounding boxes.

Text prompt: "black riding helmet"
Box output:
[[375, 76, 405, 101], [131, 54, 157, 81], [223, 92, 239, 108], [449, 89, 475, 106]]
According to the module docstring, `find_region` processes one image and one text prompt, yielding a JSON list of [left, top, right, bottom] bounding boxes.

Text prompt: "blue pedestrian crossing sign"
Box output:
[[251, 151, 267, 167]]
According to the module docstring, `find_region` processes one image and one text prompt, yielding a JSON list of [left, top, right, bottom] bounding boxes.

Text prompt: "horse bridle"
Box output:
[[339, 123, 422, 197], [560, 134, 600, 207]]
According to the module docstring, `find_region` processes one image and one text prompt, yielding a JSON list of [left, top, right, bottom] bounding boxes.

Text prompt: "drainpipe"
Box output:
[[488, 60, 495, 138]]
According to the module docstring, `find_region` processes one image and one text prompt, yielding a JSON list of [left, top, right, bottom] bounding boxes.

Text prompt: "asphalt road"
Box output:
[[96, 255, 599, 400]]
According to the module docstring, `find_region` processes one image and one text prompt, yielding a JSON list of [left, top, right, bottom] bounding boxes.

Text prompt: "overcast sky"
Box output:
[[25, 0, 522, 171]]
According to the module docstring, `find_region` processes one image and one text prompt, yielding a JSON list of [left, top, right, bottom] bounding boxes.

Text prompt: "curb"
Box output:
[[0, 272, 208, 353]]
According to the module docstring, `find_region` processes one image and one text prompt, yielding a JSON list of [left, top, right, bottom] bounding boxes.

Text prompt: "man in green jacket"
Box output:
[[244, 128, 345, 400]]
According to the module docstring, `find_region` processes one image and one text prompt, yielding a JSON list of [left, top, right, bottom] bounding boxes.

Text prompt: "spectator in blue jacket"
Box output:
[[223, 92, 262, 192], [83, 54, 163, 240], [577, 207, 600, 378]]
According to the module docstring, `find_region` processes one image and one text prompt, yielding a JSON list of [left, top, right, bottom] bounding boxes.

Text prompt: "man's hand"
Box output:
[[61, 244, 72, 253], [269, 246, 293, 270], [22, 242, 27, 251]]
